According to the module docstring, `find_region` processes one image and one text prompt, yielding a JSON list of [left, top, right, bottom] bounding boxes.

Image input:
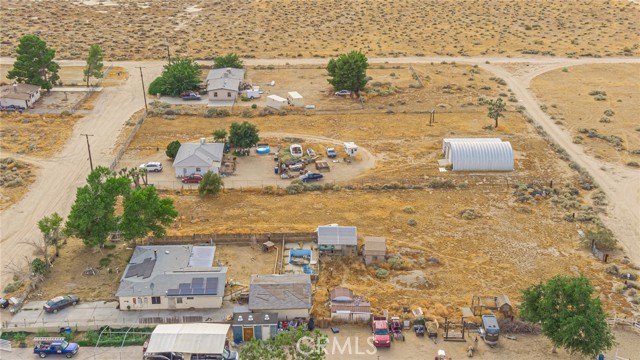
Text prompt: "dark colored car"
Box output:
[[300, 172, 323, 182], [1, 105, 25, 112], [0, 298, 9, 309], [181, 91, 201, 101], [181, 174, 203, 183], [44, 295, 80, 313], [144, 353, 184, 360]]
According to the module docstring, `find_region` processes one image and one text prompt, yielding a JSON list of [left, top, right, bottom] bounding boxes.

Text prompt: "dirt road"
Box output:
[[1, 55, 639, 291]]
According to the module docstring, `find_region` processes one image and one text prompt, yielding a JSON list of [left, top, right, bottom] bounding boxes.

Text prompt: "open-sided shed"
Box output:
[[317, 226, 357, 256], [447, 141, 514, 171], [145, 323, 230, 358]]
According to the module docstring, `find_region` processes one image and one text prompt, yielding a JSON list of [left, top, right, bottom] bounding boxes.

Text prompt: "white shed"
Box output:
[[266, 95, 287, 110], [448, 141, 514, 171], [287, 92, 304, 107], [442, 138, 502, 158], [343, 142, 358, 157]]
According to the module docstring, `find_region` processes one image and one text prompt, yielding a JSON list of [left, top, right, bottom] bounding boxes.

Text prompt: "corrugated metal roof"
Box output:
[[317, 226, 357, 246], [146, 323, 229, 354], [330, 287, 353, 302], [331, 302, 372, 314], [448, 141, 514, 171], [442, 138, 502, 155]]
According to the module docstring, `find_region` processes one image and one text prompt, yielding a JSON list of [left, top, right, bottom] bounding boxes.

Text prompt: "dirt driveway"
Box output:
[[117, 132, 376, 190]]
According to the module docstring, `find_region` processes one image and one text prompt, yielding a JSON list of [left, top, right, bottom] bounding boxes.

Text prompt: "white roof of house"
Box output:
[[206, 68, 245, 81], [344, 142, 358, 149], [173, 142, 225, 168], [146, 323, 230, 354], [115, 245, 227, 298], [207, 78, 240, 92], [317, 226, 357, 246], [287, 91, 302, 99], [449, 141, 514, 171]]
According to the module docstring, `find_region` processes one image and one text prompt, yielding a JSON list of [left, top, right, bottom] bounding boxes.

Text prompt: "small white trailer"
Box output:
[[266, 95, 287, 110], [287, 91, 304, 107], [344, 142, 359, 157]]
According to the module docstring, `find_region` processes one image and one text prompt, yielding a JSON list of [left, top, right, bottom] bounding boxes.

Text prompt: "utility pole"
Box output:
[[136, 67, 148, 113], [165, 37, 171, 64], [80, 134, 94, 171]]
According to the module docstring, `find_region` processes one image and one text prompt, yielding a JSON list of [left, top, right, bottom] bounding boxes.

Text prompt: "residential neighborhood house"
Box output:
[[0, 84, 41, 108], [115, 245, 227, 310], [317, 225, 358, 256], [172, 138, 225, 177], [249, 274, 312, 321], [206, 68, 246, 102]]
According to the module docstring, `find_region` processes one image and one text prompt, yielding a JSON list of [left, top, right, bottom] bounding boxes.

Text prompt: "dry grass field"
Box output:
[[0, 0, 638, 60], [0, 113, 82, 157], [0, 158, 36, 212], [530, 64, 640, 167]]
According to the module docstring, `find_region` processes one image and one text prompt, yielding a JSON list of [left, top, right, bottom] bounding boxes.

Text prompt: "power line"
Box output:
[[136, 67, 148, 113], [80, 133, 94, 171]]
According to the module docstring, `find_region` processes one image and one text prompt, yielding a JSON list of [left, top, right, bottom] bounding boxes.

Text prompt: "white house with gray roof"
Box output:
[[249, 274, 311, 320], [206, 68, 245, 102], [0, 84, 41, 108], [172, 138, 225, 178], [115, 245, 227, 310]]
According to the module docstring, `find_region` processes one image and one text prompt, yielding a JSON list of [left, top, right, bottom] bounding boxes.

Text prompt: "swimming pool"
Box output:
[[256, 144, 270, 154]]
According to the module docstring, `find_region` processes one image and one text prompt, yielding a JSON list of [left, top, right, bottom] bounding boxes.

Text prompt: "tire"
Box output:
[[39, 353, 47, 358], [66, 354, 73, 358], [53, 309, 58, 314], [72, 301, 77, 306]]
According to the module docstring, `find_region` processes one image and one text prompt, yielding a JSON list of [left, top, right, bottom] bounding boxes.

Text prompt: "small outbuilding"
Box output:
[[329, 287, 371, 322], [249, 274, 312, 321], [363, 236, 386, 265], [287, 92, 304, 107], [145, 323, 233, 359], [442, 138, 502, 159], [444, 140, 514, 171], [232, 312, 278, 344], [266, 95, 287, 110], [317, 226, 357, 256]]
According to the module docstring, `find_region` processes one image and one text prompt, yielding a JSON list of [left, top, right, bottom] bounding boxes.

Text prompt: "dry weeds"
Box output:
[[0, 158, 36, 212], [0, 113, 82, 157], [0, 0, 638, 60]]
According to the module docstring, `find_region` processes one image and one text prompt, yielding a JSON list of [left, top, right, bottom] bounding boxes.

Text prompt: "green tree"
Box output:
[[150, 57, 202, 96], [212, 129, 227, 143], [240, 327, 326, 360], [520, 275, 615, 357], [37, 213, 64, 266], [121, 186, 177, 243], [487, 97, 506, 128], [7, 34, 60, 90], [31, 258, 47, 276], [198, 171, 223, 197], [166, 140, 181, 159], [213, 53, 244, 69], [326, 51, 369, 96], [65, 167, 130, 247], [229, 122, 259, 150], [83, 44, 104, 87]]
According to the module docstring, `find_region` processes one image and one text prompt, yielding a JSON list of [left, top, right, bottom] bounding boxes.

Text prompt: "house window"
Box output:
[[214, 92, 218, 97], [187, 297, 194, 300], [177, 297, 183, 304], [227, 92, 231, 97], [196, 168, 201, 172], [151, 296, 161, 304], [132, 298, 136, 304]]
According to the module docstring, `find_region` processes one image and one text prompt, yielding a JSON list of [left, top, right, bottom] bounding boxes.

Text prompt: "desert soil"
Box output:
[[0, 1, 638, 60]]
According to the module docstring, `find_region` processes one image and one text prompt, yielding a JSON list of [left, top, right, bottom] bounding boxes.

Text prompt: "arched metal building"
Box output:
[[447, 141, 514, 171]]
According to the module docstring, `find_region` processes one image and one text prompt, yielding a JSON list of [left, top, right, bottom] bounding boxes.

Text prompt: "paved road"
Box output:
[[1, 55, 639, 293]]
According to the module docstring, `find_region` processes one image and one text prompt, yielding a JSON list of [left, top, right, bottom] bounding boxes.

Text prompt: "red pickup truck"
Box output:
[[372, 316, 390, 347]]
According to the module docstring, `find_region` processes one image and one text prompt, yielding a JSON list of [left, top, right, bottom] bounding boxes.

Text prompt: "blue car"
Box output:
[[326, 148, 337, 158], [300, 172, 323, 182]]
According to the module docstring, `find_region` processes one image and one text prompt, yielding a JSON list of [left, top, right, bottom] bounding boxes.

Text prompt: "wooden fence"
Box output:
[[110, 111, 147, 171], [146, 232, 317, 246]]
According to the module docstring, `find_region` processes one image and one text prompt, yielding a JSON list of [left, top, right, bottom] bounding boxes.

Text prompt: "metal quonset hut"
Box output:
[[448, 141, 514, 171]]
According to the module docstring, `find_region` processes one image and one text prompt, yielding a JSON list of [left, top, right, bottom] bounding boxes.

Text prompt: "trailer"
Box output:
[[266, 95, 287, 110], [287, 92, 304, 107]]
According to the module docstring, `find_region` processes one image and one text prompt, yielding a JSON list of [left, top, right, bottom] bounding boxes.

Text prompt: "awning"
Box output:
[[146, 323, 230, 354]]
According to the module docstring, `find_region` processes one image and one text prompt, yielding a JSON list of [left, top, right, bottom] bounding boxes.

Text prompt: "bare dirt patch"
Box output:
[[530, 64, 640, 167], [0, 65, 87, 86], [0, 158, 36, 212], [1, 1, 637, 60], [0, 112, 82, 157]]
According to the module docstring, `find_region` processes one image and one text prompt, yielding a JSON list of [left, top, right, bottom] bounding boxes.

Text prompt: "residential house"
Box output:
[[317, 226, 357, 256], [329, 287, 371, 322], [115, 245, 227, 310], [232, 312, 278, 344], [206, 68, 245, 102], [249, 274, 311, 321], [0, 84, 41, 108], [172, 138, 225, 177], [363, 236, 387, 265]]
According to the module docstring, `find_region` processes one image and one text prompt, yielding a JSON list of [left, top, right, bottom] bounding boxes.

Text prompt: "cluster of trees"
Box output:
[[8, 34, 104, 90]]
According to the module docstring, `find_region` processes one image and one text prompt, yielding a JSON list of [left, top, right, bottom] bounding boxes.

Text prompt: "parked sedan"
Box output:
[[180, 91, 201, 101], [139, 162, 163, 172], [300, 172, 323, 182], [181, 174, 203, 184], [44, 295, 80, 313], [326, 147, 337, 158], [334, 90, 351, 97]]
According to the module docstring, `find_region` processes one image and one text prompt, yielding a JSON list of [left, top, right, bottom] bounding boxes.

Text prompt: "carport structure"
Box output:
[[145, 323, 232, 358]]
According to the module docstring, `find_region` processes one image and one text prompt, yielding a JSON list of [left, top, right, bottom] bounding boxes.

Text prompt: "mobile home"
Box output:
[[266, 95, 287, 110], [287, 92, 304, 107]]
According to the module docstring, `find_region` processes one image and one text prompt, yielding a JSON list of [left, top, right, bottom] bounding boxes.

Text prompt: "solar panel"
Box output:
[[204, 288, 217, 295], [167, 289, 179, 296], [192, 278, 204, 287], [124, 257, 156, 279], [193, 288, 205, 295], [178, 283, 191, 290], [179, 288, 193, 295], [206, 277, 219, 289]]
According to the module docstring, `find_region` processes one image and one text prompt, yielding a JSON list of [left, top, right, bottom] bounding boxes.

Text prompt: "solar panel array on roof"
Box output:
[[167, 277, 219, 296], [317, 226, 357, 246], [124, 257, 156, 279], [188, 246, 215, 267]]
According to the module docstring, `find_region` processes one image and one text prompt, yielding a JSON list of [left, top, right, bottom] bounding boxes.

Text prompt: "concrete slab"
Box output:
[[50, 87, 103, 92]]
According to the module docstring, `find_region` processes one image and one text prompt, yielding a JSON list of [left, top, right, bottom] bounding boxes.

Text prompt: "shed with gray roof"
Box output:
[[249, 274, 311, 320], [317, 226, 358, 256], [116, 245, 227, 310]]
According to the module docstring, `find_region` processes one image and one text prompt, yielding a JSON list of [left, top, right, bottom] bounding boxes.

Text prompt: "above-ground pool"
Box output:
[[256, 144, 270, 154]]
